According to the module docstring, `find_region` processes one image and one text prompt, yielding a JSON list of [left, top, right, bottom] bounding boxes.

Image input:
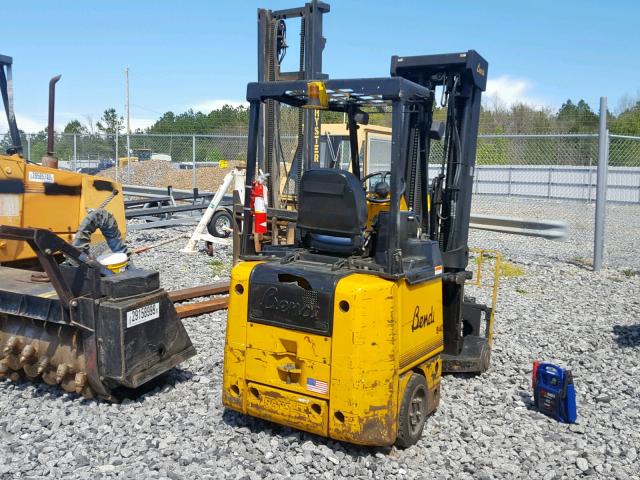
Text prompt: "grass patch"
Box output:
[[515, 287, 527, 294], [209, 258, 230, 276], [622, 268, 638, 278], [500, 262, 525, 278]]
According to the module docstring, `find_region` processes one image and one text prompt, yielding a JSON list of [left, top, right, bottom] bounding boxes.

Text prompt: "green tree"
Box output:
[[556, 99, 598, 133], [147, 105, 250, 134], [63, 119, 88, 134], [611, 100, 640, 135], [96, 108, 124, 134]]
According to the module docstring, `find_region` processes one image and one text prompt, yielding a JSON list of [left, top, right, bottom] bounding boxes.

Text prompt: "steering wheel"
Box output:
[[362, 170, 391, 204]]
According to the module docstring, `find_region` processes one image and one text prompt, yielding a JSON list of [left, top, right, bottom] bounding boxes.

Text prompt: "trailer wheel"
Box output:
[[396, 373, 428, 448], [207, 210, 232, 238]]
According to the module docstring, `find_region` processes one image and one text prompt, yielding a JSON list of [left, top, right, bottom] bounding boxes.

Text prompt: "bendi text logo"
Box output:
[[261, 286, 320, 321], [412, 305, 435, 332]]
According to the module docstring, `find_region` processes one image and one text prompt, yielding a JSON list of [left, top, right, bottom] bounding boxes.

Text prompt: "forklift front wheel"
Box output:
[[395, 373, 428, 448]]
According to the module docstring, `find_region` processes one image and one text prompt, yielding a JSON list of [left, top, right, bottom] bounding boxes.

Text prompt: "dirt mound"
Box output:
[[101, 160, 243, 191]]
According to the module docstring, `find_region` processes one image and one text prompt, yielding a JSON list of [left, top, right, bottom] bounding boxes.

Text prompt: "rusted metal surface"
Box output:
[[0, 227, 197, 401], [168, 281, 230, 303], [175, 297, 229, 319], [0, 314, 94, 398]]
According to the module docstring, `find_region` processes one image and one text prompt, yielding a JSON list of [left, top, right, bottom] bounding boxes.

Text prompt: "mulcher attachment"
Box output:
[[0, 226, 195, 401]]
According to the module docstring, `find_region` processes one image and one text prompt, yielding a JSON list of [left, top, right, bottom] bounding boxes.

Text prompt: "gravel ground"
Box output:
[[472, 197, 640, 270], [1, 199, 639, 479]]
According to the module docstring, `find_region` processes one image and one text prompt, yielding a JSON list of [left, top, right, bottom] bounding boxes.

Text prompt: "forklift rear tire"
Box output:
[[395, 373, 429, 448]]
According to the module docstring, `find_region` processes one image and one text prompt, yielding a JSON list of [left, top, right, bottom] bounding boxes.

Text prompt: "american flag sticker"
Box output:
[[306, 377, 328, 395]]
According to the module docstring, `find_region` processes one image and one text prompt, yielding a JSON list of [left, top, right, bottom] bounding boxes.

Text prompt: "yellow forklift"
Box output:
[[223, 50, 492, 447]]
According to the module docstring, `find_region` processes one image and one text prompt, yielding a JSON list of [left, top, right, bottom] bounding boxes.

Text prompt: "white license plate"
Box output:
[[126, 302, 160, 328]]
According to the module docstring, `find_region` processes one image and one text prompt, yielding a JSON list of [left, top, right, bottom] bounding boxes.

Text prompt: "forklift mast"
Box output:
[[257, 1, 330, 206], [391, 51, 488, 357], [0, 55, 23, 156], [391, 51, 487, 271]]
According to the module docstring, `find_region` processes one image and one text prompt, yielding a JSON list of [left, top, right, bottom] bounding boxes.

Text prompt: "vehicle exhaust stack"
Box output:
[[41, 74, 61, 169]]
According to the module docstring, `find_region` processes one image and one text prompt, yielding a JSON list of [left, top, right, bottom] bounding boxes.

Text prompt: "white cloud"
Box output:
[[0, 113, 47, 133], [192, 99, 247, 113], [128, 117, 155, 132], [484, 75, 546, 109], [0, 113, 157, 134]]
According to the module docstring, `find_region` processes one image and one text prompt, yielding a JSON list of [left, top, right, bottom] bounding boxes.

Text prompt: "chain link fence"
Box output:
[[2, 123, 639, 268], [5, 129, 640, 193], [3, 129, 639, 199]]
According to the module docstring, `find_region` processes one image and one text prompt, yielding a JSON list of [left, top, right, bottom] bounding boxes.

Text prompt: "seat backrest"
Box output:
[[297, 169, 367, 253]]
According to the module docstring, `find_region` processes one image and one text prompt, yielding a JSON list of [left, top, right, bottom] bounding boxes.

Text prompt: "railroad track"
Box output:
[[168, 281, 230, 318]]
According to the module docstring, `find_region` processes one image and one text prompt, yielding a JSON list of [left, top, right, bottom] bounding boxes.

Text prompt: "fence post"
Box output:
[[26, 134, 31, 163], [126, 132, 131, 183], [192, 135, 196, 189], [474, 166, 479, 194], [587, 159, 593, 203], [547, 167, 552, 199], [115, 132, 119, 182], [73, 134, 77, 171], [593, 97, 608, 271]]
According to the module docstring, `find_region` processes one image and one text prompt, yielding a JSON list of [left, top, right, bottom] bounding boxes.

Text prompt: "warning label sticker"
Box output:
[[28, 171, 55, 183], [0, 194, 20, 217]]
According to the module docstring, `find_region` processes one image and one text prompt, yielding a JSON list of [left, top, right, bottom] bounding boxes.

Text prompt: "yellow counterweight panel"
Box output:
[[396, 277, 444, 372], [245, 381, 329, 436], [223, 261, 261, 412], [245, 323, 331, 399], [328, 274, 398, 446]]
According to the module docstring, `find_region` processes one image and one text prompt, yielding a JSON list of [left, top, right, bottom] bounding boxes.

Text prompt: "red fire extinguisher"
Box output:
[[250, 175, 268, 234]]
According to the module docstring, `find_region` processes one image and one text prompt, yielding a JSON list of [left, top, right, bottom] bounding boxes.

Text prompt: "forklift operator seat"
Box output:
[[297, 168, 368, 255]]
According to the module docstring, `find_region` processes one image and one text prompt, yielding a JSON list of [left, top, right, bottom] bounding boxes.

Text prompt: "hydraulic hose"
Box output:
[[72, 209, 128, 256]]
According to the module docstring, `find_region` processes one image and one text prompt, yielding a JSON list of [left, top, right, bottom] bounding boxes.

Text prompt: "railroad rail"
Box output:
[[168, 281, 230, 318]]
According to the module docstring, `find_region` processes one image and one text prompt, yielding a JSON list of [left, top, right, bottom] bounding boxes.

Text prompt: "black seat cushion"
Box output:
[[297, 169, 367, 253]]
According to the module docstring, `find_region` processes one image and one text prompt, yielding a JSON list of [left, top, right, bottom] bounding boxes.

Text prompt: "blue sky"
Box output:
[[2, 0, 638, 132]]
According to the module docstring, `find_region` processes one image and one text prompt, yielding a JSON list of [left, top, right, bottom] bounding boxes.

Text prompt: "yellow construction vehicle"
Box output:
[[0, 57, 125, 264], [0, 55, 194, 400], [118, 148, 152, 169], [223, 50, 493, 446], [0, 156, 126, 263]]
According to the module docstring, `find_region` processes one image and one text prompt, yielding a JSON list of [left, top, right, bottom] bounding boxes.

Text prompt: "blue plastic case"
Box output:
[[533, 362, 577, 424]]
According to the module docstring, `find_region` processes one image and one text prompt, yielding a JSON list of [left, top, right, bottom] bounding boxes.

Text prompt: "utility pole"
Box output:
[[125, 66, 131, 181]]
